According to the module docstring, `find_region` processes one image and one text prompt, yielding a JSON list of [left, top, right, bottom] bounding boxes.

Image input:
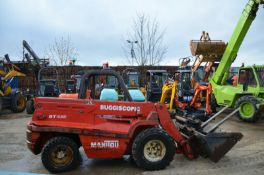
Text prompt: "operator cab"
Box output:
[[122, 68, 140, 88], [65, 80, 76, 93], [238, 67, 264, 90], [37, 67, 60, 97], [80, 69, 145, 102], [38, 80, 60, 97], [146, 70, 169, 102], [175, 69, 194, 102]]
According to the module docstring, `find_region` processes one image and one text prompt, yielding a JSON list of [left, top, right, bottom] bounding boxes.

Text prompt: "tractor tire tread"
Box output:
[[235, 95, 260, 122], [41, 136, 81, 173], [132, 127, 176, 171], [11, 93, 26, 113], [26, 100, 35, 114]]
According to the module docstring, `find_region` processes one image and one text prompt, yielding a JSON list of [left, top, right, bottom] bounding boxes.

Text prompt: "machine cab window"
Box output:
[[86, 75, 122, 100], [238, 68, 257, 87], [256, 68, 264, 87], [146, 70, 168, 90], [81, 70, 145, 102], [122, 69, 140, 88]]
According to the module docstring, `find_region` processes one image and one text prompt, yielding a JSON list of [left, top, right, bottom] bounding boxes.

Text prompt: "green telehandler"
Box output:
[[191, 0, 264, 122]]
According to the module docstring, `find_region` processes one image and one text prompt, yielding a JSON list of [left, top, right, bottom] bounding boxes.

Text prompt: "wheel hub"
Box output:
[[17, 96, 25, 109], [144, 140, 166, 162], [240, 102, 255, 119], [57, 151, 65, 159], [50, 145, 73, 167]]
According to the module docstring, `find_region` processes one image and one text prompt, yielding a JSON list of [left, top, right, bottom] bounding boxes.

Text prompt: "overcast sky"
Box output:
[[0, 0, 263, 66]]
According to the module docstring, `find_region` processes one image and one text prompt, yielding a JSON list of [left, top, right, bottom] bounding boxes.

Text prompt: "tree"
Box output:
[[48, 36, 78, 66], [124, 14, 167, 66]]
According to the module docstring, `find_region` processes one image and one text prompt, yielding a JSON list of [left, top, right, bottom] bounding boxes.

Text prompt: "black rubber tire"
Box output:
[[132, 128, 176, 171], [41, 137, 81, 173], [235, 96, 260, 122], [11, 93, 26, 113], [26, 100, 35, 114], [210, 93, 217, 113]]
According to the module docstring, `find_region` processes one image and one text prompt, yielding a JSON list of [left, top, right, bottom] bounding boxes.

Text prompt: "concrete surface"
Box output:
[[0, 110, 264, 175]]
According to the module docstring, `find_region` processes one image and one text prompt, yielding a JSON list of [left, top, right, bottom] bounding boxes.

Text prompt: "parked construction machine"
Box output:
[[159, 41, 226, 116], [190, 0, 264, 122], [122, 68, 140, 88], [22, 40, 61, 114], [27, 69, 242, 173], [0, 54, 26, 113], [160, 57, 213, 121], [0, 39, 50, 113], [26, 67, 60, 114], [145, 70, 169, 102], [59, 72, 84, 99]]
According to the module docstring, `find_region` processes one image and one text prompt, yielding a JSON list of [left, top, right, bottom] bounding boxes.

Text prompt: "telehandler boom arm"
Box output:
[[211, 0, 263, 85]]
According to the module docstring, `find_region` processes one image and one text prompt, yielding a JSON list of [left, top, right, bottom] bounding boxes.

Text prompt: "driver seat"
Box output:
[[100, 88, 118, 101]]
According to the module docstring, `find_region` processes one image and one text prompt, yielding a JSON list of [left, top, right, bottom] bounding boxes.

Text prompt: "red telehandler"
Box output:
[[27, 69, 242, 173]]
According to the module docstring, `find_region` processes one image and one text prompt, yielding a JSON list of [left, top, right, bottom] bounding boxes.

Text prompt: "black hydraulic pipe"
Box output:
[[22, 40, 40, 65], [201, 106, 229, 128], [4, 54, 11, 64], [206, 108, 240, 133]]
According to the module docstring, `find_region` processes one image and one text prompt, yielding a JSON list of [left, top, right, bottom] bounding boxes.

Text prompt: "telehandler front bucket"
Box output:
[[189, 40, 226, 61], [189, 132, 243, 162], [177, 107, 243, 162]]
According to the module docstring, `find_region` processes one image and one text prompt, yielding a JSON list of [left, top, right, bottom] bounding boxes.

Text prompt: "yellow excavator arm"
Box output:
[[4, 69, 26, 80], [160, 81, 177, 112]]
